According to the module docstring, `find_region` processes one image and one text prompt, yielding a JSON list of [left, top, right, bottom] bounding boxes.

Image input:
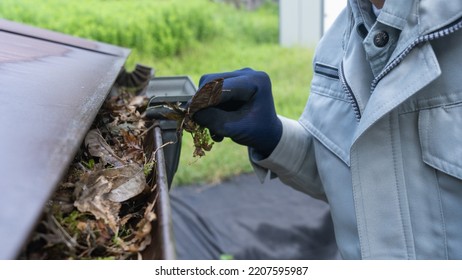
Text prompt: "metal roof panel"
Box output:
[[0, 19, 130, 259], [0, 19, 129, 57]]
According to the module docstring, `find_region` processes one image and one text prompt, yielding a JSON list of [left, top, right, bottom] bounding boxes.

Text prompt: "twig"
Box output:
[[49, 214, 85, 251]]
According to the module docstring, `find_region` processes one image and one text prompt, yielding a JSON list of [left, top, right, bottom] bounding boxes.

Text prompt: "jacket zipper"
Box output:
[[339, 61, 362, 121], [371, 18, 462, 92]]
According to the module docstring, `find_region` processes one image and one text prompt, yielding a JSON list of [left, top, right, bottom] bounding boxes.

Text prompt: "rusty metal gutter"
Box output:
[[0, 19, 130, 259]]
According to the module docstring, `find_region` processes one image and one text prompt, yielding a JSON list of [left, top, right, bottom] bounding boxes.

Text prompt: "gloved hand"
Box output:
[[193, 68, 282, 157]]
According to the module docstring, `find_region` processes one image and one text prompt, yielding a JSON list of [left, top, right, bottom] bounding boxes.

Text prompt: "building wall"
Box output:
[[279, 0, 323, 48]]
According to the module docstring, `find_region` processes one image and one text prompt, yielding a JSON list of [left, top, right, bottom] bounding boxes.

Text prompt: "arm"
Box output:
[[250, 116, 325, 200], [194, 68, 324, 199]]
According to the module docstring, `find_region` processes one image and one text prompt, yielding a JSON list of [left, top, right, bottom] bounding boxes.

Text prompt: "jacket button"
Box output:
[[373, 31, 389, 47]]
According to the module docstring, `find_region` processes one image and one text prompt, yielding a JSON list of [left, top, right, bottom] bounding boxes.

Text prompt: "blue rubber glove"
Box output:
[[193, 68, 282, 157]]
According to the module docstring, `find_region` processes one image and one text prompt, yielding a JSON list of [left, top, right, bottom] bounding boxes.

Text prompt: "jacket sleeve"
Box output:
[[249, 116, 325, 200]]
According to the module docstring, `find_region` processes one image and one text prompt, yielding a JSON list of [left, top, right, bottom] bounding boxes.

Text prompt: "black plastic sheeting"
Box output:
[[170, 174, 340, 260]]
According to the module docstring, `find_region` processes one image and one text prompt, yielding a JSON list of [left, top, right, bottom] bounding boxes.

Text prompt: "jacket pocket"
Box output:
[[419, 103, 462, 180], [314, 62, 339, 79], [300, 67, 357, 166], [311, 63, 349, 102]]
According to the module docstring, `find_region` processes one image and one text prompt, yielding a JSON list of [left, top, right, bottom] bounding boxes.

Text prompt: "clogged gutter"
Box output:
[[20, 87, 158, 260]]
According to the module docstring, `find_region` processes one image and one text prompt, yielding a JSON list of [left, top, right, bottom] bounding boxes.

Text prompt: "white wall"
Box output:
[[279, 0, 323, 48], [324, 0, 347, 33], [279, 0, 347, 47]]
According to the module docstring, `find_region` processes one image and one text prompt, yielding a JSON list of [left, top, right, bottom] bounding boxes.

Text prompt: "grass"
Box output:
[[0, 0, 314, 185]]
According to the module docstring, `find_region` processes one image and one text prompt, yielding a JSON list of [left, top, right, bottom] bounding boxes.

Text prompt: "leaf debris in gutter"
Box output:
[[20, 87, 158, 260]]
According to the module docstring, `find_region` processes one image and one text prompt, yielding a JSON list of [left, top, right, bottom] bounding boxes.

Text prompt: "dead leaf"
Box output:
[[121, 129, 139, 148], [161, 78, 224, 157], [85, 129, 125, 167], [129, 95, 148, 107], [107, 166, 146, 202], [73, 163, 147, 233], [74, 175, 121, 233]]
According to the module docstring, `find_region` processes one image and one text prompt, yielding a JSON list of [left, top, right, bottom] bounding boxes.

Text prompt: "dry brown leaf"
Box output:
[[128, 95, 148, 107], [136, 202, 157, 240], [85, 129, 125, 167], [121, 129, 139, 148], [107, 166, 145, 202], [74, 175, 121, 233], [73, 164, 147, 233], [76, 221, 88, 232], [115, 201, 157, 254], [161, 78, 223, 157]]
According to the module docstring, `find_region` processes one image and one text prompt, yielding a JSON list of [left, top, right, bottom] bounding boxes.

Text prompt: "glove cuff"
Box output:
[[250, 117, 282, 158]]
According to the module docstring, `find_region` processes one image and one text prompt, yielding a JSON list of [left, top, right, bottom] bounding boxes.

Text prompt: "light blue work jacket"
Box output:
[[253, 0, 462, 259]]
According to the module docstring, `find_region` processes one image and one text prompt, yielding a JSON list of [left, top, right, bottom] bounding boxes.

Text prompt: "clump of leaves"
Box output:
[[21, 87, 158, 260], [162, 78, 224, 157], [189, 125, 214, 157]]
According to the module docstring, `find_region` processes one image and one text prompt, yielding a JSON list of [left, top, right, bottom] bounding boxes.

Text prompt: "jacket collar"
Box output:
[[377, 0, 414, 31], [350, 0, 462, 38], [419, 0, 462, 35], [347, 0, 462, 146]]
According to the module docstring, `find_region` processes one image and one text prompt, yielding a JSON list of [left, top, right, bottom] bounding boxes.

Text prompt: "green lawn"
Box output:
[[0, 0, 314, 185]]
